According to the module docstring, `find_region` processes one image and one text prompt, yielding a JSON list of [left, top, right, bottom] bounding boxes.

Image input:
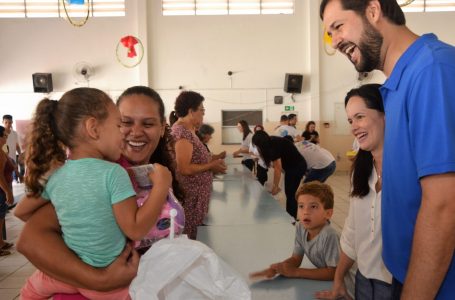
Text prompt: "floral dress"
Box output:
[[171, 124, 212, 239]]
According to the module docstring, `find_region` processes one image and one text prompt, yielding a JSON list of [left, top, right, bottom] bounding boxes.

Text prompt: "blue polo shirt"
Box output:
[[380, 34, 455, 298]]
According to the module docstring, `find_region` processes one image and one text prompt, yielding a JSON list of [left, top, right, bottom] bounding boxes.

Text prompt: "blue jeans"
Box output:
[[391, 277, 403, 300], [355, 270, 393, 300], [304, 161, 336, 183]]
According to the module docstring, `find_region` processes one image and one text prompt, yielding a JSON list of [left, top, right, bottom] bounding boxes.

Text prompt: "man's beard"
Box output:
[[356, 18, 383, 72]]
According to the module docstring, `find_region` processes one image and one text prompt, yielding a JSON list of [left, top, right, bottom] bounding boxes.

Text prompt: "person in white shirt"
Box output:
[[316, 84, 392, 299], [249, 124, 268, 185], [274, 114, 302, 141], [233, 120, 254, 171], [2, 115, 21, 183], [295, 140, 336, 183]]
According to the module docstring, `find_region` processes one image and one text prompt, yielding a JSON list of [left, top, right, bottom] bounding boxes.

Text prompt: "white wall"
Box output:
[[147, 0, 311, 124], [0, 0, 141, 119]]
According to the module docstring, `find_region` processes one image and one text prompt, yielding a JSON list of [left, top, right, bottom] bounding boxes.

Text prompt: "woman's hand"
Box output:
[[217, 151, 227, 159], [232, 150, 241, 158], [148, 163, 172, 190], [210, 159, 227, 174]]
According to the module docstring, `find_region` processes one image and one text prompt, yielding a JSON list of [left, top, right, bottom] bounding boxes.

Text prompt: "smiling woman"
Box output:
[[316, 83, 391, 300]]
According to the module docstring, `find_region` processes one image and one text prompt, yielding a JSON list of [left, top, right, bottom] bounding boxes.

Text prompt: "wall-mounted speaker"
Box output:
[[274, 96, 283, 104], [32, 73, 53, 93], [284, 73, 303, 94]]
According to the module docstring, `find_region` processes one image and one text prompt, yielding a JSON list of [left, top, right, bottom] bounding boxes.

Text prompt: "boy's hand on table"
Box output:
[[271, 262, 297, 277], [249, 267, 277, 280]]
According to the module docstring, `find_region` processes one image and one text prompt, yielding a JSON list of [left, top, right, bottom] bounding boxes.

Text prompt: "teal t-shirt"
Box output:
[[42, 158, 136, 267]]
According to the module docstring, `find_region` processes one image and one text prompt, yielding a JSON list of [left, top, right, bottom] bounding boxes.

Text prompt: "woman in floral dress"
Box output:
[[170, 91, 226, 239]]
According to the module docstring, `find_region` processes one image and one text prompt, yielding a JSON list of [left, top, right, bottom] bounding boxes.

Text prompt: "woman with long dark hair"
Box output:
[[316, 84, 392, 299], [252, 130, 306, 219], [302, 121, 320, 144], [233, 120, 254, 171]]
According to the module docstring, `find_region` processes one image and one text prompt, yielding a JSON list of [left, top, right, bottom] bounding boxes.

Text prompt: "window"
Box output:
[[401, 0, 455, 12], [0, 0, 125, 18], [162, 0, 294, 16]]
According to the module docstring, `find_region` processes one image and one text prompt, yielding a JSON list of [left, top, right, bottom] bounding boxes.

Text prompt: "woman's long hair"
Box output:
[[238, 120, 252, 141], [305, 121, 316, 132], [117, 86, 184, 203], [252, 130, 272, 167], [345, 83, 384, 198]]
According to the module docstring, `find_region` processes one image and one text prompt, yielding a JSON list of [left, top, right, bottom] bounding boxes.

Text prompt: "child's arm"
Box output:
[[14, 194, 49, 222], [249, 254, 303, 280], [315, 250, 354, 299], [113, 163, 172, 241], [272, 254, 336, 280]]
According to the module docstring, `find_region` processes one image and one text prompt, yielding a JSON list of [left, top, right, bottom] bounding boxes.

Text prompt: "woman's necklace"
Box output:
[[373, 158, 382, 179]]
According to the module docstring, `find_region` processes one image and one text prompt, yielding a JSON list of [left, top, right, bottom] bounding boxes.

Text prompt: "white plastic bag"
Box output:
[[129, 236, 251, 300]]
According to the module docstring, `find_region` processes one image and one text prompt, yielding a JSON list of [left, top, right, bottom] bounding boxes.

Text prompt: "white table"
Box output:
[[197, 224, 332, 300]]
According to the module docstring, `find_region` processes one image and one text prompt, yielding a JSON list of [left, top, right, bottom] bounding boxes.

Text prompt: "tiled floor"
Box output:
[[0, 173, 351, 300]]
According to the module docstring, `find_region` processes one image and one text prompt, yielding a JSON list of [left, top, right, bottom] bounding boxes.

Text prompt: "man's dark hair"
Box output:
[[280, 114, 288, 122], [288, 113, 297, 120], [2, 114, 13, 121], [320, 0, 405, 26]]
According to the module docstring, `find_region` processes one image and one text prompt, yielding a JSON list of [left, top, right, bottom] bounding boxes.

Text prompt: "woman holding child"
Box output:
[[316, 84, 392, 299], [15, 86, 182, 295]]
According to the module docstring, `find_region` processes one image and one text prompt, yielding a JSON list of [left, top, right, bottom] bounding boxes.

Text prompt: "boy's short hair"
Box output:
[[295, 181, 334, 209], [280, 114, 288, 122], [2, 114, 13, 121]]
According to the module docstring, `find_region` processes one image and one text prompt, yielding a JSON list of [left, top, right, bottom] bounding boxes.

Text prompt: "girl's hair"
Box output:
[[305, 121, 316, 132], [252, 130, 273, 167], [26, 87, 112, 197], [0, 125, 5, 137], [172, 91, 204, 119], [117, 86, 184, 202], [238, 120, 252, 140], [344, 83, 384, 198], [295, 181, 334, 209]]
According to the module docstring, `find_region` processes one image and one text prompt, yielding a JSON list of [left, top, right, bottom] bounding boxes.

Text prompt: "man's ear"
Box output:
[[366, 0, 382, 24], [84, 117, 99, 140]]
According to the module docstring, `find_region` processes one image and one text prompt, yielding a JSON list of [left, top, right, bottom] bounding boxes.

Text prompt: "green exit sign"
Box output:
[[285, 106, 295, 111]]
